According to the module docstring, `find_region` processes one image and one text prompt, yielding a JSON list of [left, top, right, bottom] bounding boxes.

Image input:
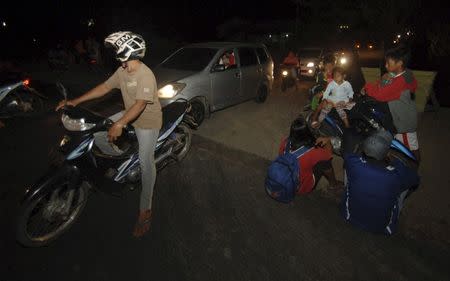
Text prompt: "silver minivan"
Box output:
[[154, 42, 274, 125]]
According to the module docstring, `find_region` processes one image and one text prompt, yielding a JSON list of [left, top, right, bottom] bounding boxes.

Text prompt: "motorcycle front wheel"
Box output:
[[16, 178, 88, 247], [173, 123, 192, 161]]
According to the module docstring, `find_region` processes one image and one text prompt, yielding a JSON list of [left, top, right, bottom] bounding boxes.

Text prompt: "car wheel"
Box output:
[[191, 99, 205, 126], [255, 85, 268, 103]]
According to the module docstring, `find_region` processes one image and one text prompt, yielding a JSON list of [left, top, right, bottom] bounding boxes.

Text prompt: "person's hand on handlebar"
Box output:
[[55, 99, 78, 111], [107, 122, 125, 142]]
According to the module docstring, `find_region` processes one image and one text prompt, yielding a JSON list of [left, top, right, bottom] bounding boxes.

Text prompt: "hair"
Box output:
[[288, 116, 315, 149], [332, 66, 345, 77], [323, 54, 335, 65], [385, 45, 411, 67]]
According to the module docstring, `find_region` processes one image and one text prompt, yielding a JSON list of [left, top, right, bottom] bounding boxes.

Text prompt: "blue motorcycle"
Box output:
[[305, 89, 417, 167], [16, 84, 197, 247]]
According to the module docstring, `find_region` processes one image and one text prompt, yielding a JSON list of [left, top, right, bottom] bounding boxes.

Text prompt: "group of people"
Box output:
[[55, 30, 421, 238], [269, 45, 420, 235]]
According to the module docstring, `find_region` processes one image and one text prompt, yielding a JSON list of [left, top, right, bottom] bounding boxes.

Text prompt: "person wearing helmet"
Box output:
[[56, 31, 162, 237], [316, 129, 419, 235]]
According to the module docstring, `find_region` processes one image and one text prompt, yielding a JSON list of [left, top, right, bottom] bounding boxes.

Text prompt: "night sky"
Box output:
[[3, 0, 297, 41]]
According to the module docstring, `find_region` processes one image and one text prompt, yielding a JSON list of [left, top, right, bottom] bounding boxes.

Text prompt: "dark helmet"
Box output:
[[362, 129, 393, 160]]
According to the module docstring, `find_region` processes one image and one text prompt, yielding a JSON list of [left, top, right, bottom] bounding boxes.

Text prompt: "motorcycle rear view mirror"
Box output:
[[212, 64, 226, 72], [55, 82, 68, 101]]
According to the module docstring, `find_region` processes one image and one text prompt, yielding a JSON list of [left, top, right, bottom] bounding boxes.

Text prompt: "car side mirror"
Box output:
[[212, 64, 226, 72]]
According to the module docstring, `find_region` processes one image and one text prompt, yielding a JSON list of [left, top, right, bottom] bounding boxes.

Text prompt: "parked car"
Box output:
[[154, 42, 274, 125], [298, 48, 324, 78]]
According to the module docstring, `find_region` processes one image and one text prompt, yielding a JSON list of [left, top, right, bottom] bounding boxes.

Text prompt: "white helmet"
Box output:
[[104, 31, 146, 62]]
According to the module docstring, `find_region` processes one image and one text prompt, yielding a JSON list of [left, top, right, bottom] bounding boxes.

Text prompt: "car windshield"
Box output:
[[298, 49, 322, 58], [160, 47, 217, 71]]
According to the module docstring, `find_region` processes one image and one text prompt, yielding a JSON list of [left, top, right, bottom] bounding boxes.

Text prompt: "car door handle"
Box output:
[[235, 73, 241, 78]]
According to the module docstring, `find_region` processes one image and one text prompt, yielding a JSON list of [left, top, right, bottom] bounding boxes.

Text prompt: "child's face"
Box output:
[[334, 72, 344, 83], [324, 63, 334, 73], [385, 57, 403, 73]]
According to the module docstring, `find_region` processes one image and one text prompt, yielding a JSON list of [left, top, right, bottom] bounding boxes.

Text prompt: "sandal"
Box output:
[[133, 209, 152, 238]]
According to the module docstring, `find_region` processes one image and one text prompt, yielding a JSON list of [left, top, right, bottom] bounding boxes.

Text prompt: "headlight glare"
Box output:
[[158, 83, 186, 99], [61, 114, 96, 131]]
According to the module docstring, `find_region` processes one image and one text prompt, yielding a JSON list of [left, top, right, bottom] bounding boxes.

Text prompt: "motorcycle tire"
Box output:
[[255, 85, 268, 103], [191, 99, 206, 126], [16, 179, 88, 247], [173, 123, 192, 161]]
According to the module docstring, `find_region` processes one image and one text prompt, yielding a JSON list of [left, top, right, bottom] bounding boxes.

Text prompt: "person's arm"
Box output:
[[365, 77, 405, 102], [56, 83, 111, 110], [322, 82, 333, 99], [346, 81, 354, 101], [56, 69, 119, 110], [392, 160, 420, 192], [108, 100, 147, 142]]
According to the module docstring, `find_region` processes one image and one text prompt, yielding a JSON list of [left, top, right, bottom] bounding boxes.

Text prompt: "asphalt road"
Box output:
[[1, 84, 449, 281]]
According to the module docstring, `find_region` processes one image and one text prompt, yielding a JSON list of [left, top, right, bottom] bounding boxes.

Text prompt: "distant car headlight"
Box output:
[[61, 114, 96, 131], [308, 69, 313, 74], [340, 57, 347, 65], [282, 70, 288, 76], [158, 83, 186, 99], [306, 62, 314, 67]]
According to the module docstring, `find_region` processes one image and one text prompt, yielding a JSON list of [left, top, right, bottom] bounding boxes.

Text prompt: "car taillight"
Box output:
[[23, 79, 30, 86]]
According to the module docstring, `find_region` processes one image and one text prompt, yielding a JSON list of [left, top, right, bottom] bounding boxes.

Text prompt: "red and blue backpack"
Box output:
[[265, 141, 311, 203]]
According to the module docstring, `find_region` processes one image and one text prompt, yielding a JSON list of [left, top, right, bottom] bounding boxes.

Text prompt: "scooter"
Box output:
[[280, 64, 298, 92], [0, 74, 45, 119], [304, 90, 417, 168], [16, 84, 197, 247]]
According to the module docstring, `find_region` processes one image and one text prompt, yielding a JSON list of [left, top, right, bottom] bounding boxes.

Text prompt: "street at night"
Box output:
[[1, 0, 449, 280]]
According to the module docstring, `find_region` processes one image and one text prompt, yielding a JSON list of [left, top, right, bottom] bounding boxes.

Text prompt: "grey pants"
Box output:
[[94, 111, 159, 211], [135, 128, 159, 210]]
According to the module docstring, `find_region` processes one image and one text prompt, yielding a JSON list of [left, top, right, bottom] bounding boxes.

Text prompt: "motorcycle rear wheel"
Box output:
[[16, 179, 88, 247]]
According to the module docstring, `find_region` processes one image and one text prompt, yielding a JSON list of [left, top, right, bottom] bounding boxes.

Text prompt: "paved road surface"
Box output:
[[1, 109, 449, 281]]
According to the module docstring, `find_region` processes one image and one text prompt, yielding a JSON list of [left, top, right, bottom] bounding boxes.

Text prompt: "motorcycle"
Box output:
[[280, 64, 298, 92], [304, 86, 417, 167], [0, 74, 45, 119], [16, 84, 197, 247]]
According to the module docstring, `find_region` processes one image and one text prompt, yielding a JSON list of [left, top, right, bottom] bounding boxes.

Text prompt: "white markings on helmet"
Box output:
[[116, 34, 132, 47]]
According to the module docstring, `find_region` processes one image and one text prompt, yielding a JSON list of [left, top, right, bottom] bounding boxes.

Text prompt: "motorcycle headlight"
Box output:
[[340, 57, 347, 65], [282, 70, 288, 76], [61, 114, 96, 131], [306, 62, 314, 67], [158, 83, 186, 99]]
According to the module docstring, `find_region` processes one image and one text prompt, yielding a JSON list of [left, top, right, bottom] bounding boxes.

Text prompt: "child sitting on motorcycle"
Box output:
[[312, 67, 354, 128]]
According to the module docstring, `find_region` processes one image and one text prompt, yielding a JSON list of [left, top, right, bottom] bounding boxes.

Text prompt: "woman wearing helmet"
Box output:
[[56, 31, 162, 237]]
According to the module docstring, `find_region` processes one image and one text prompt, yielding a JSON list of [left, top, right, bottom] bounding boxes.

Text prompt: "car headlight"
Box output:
[[282, 70, 288, 76], [306, 62, 314, 67], [158, 83, 186, 99], [340, 57, 347, 65], [61, 114, 96, 131]]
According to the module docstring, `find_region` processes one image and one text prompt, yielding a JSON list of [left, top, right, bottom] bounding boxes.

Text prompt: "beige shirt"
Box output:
[[105, 64, 162, 129]]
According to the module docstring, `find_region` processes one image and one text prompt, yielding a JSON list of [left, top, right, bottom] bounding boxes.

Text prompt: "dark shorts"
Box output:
[[312, 159, 333, 188]]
